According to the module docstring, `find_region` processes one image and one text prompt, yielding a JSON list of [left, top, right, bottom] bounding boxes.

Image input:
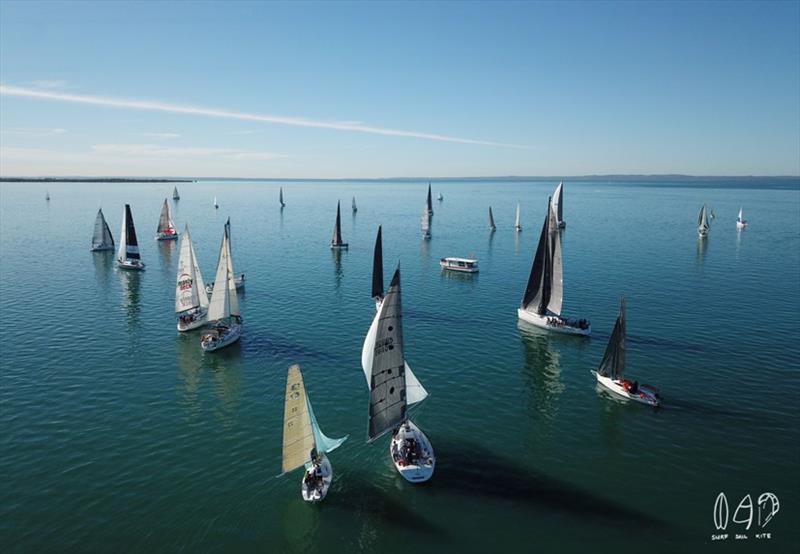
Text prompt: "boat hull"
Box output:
[[90, 245, 114, 252], [594, 372, 660, 407], [439, 262, 478, 273], [155, 232, 179, 241], [117, 258, 145, 271], [330, 243, 349, 250], [390, 420, 435, 483], [736, 221, 747, 229], [517, 309, 590, 336], [200, 322, 242, 352], [301, 456, 332, 502], [177, 307, 208, 332]]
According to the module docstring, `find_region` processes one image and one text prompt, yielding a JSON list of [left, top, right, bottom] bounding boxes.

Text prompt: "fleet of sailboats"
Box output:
[[175, 225, 209, 332], [91, 208, 115, 251], [200, 222, 242, 352], [553, 180, 566, 229], [330, 201, 349, 249], [155, 198, 179, 240], [517, 197, 590, 335], [281, 364, 347, 502], [117, 204, 145, 270], [698, 204, 710, 237]]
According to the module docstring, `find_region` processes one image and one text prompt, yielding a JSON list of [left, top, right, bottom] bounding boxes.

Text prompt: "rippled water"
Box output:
[[1, 178, 798, 553]]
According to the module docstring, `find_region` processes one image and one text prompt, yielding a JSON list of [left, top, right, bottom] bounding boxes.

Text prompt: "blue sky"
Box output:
[[1, 0, 798, 177]]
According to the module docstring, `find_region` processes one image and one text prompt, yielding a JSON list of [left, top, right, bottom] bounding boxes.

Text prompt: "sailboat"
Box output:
[[205, 218, 245, 293], [553, 180, 566, 228], [352, 196, 358, 213], [45, 191, 50, 201], [489, 206, 497, 231], [736, 207, 748, 229], [200, 223, 242, 352], [330, 201, 349, 249], [117, 204, 145, 270], [213, 196, 219, 210], [517, 197, 590, 335], [515, 203, 522, 232], [437, 191, 443, 202], [592, 297, 660, 406], [425, 183, 434, 216], [172, 186, 180, 201], [279, 187, 286, 208], [155, 198, 179, 240], [421, 206, 432, 239], [281, 364, 347, 502], [175, 225, 209, 332], [371, 226, 384, 310], [698, 204, 710, 238], [90, 208, 115, 251], [362, 265, 434, 483]]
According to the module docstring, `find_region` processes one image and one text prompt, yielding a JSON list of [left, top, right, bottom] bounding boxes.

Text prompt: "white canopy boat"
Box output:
[[172, 186, 180, 201], [517, 197, 590, 335], [200, 224, 242, 352], [363, 264, 434, 483], [698, 204, 710, 238], [352, 196, 358, 213], [279, 187, 286, 208], [91, 208, 115, 251], [117, 204, 145, 270], [489, 206, 497, 231], [515, 203, 522, 232], [330, 201, 349, 249], [176, 225, 209, 332], [553, 180, 566, 229], [736, 207, 748, 229], [205, 218, 245, 294], [155, 198, 179, 240], [425, 183, 434, 216], [592, 297, 660, 407], [421, 205, 432, 240], [440, 257, 478, 273], [281, 364, 347, 502]]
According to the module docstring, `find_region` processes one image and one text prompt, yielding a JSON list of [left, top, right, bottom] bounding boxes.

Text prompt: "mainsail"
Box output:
[[426, 183, 434, 215], [189, 236, 209, 309], [206, 231, 231, 322], [553, 181, 564, 226], [372, 226, 384, 300], [92, 208, 114, 250], [547, 199, 564, 315], [737, 207, 744, 223], [597, 297, 626, 380], [172, 186, 180, 200], [279, 187, 285, 207], [368, 268, 409, 441], [118, 204, 141, 262], [521, 198, 562, 316], [223, 218, 239, 317], [175, 226, 205, 314], [157, 198, 176, 234], [331, 201, 345, 246], [515, 203, 522, 230], [489, 206, 496, 231]]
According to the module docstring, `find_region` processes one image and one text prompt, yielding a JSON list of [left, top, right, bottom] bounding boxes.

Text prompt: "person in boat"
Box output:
[[622, 380, 639, 394]]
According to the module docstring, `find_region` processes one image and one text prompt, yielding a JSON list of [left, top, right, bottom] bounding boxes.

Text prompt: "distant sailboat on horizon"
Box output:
[[213, 196, 219, 210], [736, 207, 748, 229], [172, 186, 180, 200], [90, 208, 115, 251], [279, 187, 286, 208], [352, 196, 358, 213], [155, 198, 179, 240], [515, 203, 522, 232], [698, 204, 710, 238], [117, 204, 145, 271], [330, 201, 349, 249], [489, 206, 497, 231]]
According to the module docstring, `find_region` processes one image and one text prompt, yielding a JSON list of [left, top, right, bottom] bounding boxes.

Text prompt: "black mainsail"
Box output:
[[368, 267, 407, 441], [521, 199, 552, 314], [598, 297, 626, 380], [123, 204, 141, 260], [489, 206, 496, 230], [372, 226, 384, 300], [330, 201, 347, 247], [426, 183, 433, 216]]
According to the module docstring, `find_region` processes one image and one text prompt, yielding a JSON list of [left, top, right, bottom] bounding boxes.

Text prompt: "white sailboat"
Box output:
[[172, 186, 180, 200], [175, 225, 209, 332], [592, 297, 660, 407], [421, 206, 432, 240], [117, 204, 145, 270], [205, 218, 245, 293], [91, 208, 115, 251], [352, 196, 358, 213], [200, 224, 242, 352], [425, 183, 434, 216], [517, 197, 590, 335], [279, 187, 286, 208], [698, 204, 710, 238], [736, 207, 748, 229], [362, 266, 434, 483], [515, 203, 522, 232], [489, 206, 497, 231], [155, 198, 179, 240], [281, 364, 347, 502], [553, 180, 566, 228], [330, 201, 349, 249], [437, 191, 443, 202], [214, 196, 219, 210]]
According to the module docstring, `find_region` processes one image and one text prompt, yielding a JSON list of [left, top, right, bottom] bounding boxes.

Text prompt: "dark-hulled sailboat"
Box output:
[[593, 297, 660, 406], [517, 197, 589, 335], [91, 208, 115, 251], [330, 201, 349, 249], [117, 204, 145, 270]]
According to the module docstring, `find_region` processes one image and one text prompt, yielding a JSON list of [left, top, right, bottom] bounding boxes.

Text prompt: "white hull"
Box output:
[[517, 309, 590, 336], [206, 276, 245, 295], [301, 456, 332, 502], [117, 258, 145, 271], [439, 262, 478, 273], [593, 371, 660, 407], [177, 307, 208, 332], [390, 420, 435, 483], [201, 322, 242, 352], [736, 221, 747, 229]]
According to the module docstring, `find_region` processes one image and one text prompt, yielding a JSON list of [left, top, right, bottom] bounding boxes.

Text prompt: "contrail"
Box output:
[[0, 84, 526, 148]]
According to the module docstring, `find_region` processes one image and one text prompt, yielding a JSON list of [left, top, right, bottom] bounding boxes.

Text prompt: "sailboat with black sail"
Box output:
[[117, 204, 145, 270], [279, 187, 285, 208], [489, 206, 497, 231], [281, 364, 347, 502], [175, 225, 209, 331], [517, 197, 590, 335], [200, 224, 242, 352], [425, 183, 434, 216], [352, 196, 357, 213], [155, 198, 179, 240], [91, 208, 115, 251], [330, 201, 349, 249], [592, 297, 660, 406]]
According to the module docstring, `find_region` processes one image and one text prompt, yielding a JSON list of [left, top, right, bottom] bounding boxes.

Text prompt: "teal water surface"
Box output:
[[1, 179, 798, 553]]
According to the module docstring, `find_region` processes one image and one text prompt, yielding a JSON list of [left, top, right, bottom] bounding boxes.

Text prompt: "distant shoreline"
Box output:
[[0, 178, 194, 183]]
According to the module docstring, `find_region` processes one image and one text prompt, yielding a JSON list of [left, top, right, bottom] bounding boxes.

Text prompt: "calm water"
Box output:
[[1, 179, 798, 553]]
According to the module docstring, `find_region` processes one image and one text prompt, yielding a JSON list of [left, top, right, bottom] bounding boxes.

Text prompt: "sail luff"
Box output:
[[371, 226, 384, 299], [547, 199, 564, 315], [281, 364, 317, 474], [521, 202, 550, 312]]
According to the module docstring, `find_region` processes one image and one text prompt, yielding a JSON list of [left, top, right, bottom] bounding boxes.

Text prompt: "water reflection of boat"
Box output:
[[119, 268, 142, 330], [92, 249, 114, 293], [518, 321, 565, 423], [332, 248, 344, 289]]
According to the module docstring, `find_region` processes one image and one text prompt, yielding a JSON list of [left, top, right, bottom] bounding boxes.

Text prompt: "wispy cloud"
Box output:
[[0, 84, 527, 148], [26, 79, 70, 90], [0, 127, 67, 136], [138, 132, 181, 140], [91, 143, 286, 160]]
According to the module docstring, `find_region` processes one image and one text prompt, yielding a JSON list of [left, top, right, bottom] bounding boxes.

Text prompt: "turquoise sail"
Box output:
[[307, 396, 347, 456]]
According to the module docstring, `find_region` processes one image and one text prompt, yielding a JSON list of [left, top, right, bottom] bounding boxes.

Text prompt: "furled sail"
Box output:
[[597, 298, 626, 380], [553, 181, 564, 226], [331, 201, 345, 246], [157, 198, 176, 234], [118, 204, 141, 261], [223, 218, 239, 317], [368, 268, 408, 441], [372, 226, 384, 300], [92, 208, 114, 250], [489, 206, 496, 230], [206, 231, 231, 322]]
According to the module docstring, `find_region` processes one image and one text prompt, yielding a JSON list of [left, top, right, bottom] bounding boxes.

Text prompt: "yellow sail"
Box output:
[[281, 364, 316, 474]]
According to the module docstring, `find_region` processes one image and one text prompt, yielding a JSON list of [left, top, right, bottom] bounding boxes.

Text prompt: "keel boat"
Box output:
[[330, 201, 349, 249], [91, 208, 115, 251], [200, 223, 242, 352], [117, 204, 145, 270], [155, 198, 179, 240]]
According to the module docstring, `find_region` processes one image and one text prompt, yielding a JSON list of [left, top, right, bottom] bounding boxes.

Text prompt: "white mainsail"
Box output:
[[515, 203, 522, 230], [175, 226, 203, 314], [553, 181, 564, 226], [157, 198, 176, 234], [117, 206, 128, 262], [189, 237, 209, 309], [223, 219, 239, 316], [206, 233, 231, 322], [698, 204, 709, 234], [547, 199, 564, 315]]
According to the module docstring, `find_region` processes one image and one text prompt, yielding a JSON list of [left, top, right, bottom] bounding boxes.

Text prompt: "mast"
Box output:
[[368, 267, 408, 441], [176, 226, 201, 314], [426, 183, 433, 215], [597, 297, 626, 380], [331, 201, 344, 246], [521, 198, 552, 315], [371, 226, 384, 300], [489, 206, 496, 231]]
